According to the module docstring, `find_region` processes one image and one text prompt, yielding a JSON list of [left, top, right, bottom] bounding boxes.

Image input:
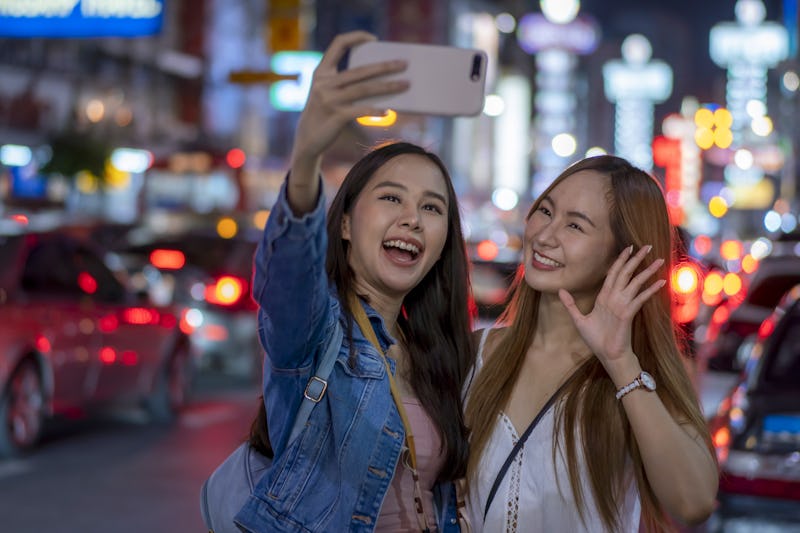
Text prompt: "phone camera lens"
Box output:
[[471, 54, 483, 81]]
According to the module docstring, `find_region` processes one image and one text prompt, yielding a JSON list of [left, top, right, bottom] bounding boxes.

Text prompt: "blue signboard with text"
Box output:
[[0, 0, 164, 37]]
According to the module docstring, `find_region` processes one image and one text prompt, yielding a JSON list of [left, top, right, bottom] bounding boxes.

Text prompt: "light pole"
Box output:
[[516, 0, 599, 197], [710, 0, 788, 148], [603, 34, 672, 172], [709, 0, 789, 210]]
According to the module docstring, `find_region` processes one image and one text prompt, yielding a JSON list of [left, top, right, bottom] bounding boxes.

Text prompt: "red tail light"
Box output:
[[205, 276, 245, 306], [35, 335, 51, 353], [121, 307, 160, 325], [78, 271, 98, 294], [99, 347, 116, 364], [149, 249, 186, 270]]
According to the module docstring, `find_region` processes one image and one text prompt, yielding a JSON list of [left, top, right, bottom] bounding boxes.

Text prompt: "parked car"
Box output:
[[108, 225, 260, 379], [706, 284, 800, 530], [698, 254, 800, 372], [0, 229, 193, 457]]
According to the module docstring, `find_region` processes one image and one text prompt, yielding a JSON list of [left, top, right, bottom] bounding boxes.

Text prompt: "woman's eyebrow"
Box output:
[[372, 180, 448, 206], [543, 195, 597, 228]]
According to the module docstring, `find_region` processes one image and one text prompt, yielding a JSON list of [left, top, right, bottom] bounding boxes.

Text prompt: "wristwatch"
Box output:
[[615, 371, 656, 400]]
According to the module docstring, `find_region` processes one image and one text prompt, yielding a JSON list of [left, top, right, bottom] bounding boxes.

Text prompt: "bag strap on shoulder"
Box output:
[[286, 320, 343, 446]]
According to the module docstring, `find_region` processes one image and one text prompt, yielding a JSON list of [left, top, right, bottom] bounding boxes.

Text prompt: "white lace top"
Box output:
[[465, 329, 641, 533]]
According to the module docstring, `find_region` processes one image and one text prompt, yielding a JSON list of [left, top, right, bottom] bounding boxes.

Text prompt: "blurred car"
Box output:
[[109, 225, 260, 379], [0, 230, 193, 457], [707, 284, 800, 530], [698, 254, 800, 372]]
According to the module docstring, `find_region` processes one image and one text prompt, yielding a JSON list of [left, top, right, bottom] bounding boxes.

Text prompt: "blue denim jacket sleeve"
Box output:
[[252, 177, 334, 455]]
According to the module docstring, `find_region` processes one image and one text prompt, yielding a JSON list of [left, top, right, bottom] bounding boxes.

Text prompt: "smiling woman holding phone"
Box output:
[[229, 31, 477, 533]]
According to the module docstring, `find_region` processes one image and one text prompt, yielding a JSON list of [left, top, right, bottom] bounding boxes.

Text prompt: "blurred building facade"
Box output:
[[0, 0, 798, 258]]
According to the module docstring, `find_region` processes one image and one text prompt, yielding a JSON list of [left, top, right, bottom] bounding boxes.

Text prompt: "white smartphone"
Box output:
[[340, 41, 488, 117]]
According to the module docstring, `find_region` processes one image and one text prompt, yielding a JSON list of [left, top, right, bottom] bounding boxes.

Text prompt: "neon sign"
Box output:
[[0, 0, 164, 37]]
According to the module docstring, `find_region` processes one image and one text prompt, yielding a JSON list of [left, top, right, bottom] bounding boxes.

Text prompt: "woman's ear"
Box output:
[[341, 213, 351, 241]]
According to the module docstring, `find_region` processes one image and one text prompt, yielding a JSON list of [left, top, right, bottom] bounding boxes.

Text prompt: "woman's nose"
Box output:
[[399, 207, 421, 229], [533, 221, 557, 246]]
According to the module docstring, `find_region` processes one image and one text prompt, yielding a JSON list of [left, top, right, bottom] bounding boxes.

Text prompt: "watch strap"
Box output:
[[615, 372, 654, 400]]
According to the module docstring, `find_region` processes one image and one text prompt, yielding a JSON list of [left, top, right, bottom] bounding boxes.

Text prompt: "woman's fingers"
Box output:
[[630, 279, 667, 312], [613, 245, 652, 289], [600, 245, 666, 314], [331, 58, 407, 89], [626, 257, 665, 295], [604, 245, 634, 289], [317, 30, 377, 71], [328, 76, 409, 108]]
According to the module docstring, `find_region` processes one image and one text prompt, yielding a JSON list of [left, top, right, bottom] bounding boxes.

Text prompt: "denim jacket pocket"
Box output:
[[336, 345, 386, 380], [267, 414, 333, 506]]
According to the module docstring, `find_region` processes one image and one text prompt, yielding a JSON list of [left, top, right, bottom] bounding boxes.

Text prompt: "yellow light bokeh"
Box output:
[[105, 160, 131, 189], [253, 210, 270, 230], [713, 108, 733, 128], [356, 109, 398, 127], [703, 272, 724, 296], [722, 273, 743, 296], [708, 196, 729, 218], [741, 254, 759, 274], [695, 128, 714, 149], [694, 108, 714, 128], [216, 217, 238, 239], [720, 239, 743, 260], [76, 171, 98, 194], [713, 128, 733, 149]]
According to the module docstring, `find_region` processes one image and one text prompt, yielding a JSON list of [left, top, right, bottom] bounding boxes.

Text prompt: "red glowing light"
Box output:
[[35, 335, 51, 353], [476, 240, 499, 262], [226, 148, 246, 169], [121, 350, 138, 366], [122, 307, 158, 325], [77, 272, 98, 294], [99, 347, 116, 364], [149, 249, 186, 270]]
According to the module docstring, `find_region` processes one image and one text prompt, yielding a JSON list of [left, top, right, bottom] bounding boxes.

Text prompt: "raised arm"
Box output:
[[253, 31, 409, 369], [286, 31, 409, 215], [559, 245, 718, 524]]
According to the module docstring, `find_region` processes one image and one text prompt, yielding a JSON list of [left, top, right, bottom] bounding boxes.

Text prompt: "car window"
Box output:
[[74, 246, 126, 303], [21, 241, 82, 295], [763, 309, 800, 386], [21, 240, 126, 302]]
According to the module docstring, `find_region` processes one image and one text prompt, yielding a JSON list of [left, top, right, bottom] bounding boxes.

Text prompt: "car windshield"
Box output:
[[763, 310, 800, 386]]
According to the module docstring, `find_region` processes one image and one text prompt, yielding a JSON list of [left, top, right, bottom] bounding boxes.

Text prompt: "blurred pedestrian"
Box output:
[[464, 156, 718, 532], [235, 31, 474, 532]]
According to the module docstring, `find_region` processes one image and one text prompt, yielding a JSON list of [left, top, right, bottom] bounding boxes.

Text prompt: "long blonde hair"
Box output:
[[465, 156, 714, 531]]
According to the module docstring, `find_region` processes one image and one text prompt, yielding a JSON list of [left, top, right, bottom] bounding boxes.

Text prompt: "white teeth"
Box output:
[[534, 251, 563, 267], [384, 240, 420, 255]]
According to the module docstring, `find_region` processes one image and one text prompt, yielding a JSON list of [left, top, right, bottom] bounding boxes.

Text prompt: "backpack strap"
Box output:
[[286, 319, 343, 446]]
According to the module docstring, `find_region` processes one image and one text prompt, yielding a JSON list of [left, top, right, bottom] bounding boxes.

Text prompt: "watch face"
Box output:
[[641, 372, 656, 391]]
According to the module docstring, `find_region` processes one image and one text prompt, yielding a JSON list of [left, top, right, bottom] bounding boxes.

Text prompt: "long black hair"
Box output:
[[325, 141, 474, 482], [251, 142, 475, 482]]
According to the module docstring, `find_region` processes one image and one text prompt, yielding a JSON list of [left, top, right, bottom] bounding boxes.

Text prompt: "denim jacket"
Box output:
[[234, 179, 462, 532]]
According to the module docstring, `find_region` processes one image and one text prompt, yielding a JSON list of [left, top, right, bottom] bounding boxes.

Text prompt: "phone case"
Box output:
[[344, 41, 488, 117]]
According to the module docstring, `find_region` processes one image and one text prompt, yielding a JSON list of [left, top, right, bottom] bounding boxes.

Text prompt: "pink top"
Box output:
[[375, 397, 444, 531]]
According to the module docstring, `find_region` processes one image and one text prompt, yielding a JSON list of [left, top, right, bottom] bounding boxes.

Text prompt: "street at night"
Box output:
[[0, 375, 259, 533]]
